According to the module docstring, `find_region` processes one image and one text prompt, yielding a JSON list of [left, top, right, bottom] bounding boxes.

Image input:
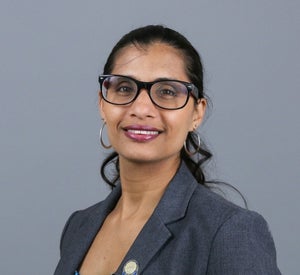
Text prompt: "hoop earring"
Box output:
[[99, 122, 112, 149], [184, 131, 201, 156]]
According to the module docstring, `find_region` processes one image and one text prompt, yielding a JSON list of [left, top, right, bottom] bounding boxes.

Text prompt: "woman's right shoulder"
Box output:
[[64, 184, 122, 230], [64, 200, 106, 229], [70, 200, 106, 219], [58, 200, 107, 251]]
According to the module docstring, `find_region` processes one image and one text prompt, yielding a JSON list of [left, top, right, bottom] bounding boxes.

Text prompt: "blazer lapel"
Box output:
[[114, 210, 172, 274], [114, 162, 198, 274]]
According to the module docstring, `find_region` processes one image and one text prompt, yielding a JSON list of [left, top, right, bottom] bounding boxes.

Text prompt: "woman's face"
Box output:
[[100, 43, 206, 165]]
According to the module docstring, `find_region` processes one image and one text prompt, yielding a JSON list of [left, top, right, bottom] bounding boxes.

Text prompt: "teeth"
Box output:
[[128, 129, 159, 135]]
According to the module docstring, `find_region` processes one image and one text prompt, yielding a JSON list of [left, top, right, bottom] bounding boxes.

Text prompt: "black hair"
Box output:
[[99, 25, 247, 207]]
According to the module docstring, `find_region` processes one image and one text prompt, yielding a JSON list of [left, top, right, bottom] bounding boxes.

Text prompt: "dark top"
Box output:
[[54, 162, 281, 275]]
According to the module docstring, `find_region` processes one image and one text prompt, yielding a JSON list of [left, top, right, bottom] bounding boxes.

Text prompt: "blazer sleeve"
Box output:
[[207, 210, 281, 274]]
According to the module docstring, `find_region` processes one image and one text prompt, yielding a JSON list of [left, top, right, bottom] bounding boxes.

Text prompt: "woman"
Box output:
[[54, 25, 281, 275]]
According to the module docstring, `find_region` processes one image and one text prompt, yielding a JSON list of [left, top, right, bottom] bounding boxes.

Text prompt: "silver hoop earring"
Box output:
[[99, 122, 112, 149], [184, 131, 201, 156]]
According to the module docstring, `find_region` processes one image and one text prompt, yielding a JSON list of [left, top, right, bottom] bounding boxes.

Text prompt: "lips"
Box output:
[[123, 125, 161, 142], [127, 129, 159, 135]]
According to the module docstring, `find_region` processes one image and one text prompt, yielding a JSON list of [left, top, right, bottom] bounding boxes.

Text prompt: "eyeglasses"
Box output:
[[98, 74, 199, 110]]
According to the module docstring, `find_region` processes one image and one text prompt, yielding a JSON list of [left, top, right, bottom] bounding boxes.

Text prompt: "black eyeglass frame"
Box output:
[[98, 74, 200, 110]]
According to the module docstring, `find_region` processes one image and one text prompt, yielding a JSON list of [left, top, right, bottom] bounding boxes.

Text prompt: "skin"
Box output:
[[79, 42, 206, 275]]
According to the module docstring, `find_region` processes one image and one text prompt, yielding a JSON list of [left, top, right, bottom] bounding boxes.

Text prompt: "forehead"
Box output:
[[111, 43, 188, 81]]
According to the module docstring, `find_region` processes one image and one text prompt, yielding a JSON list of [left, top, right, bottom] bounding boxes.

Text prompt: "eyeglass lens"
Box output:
[[101, 76, 190, 109]]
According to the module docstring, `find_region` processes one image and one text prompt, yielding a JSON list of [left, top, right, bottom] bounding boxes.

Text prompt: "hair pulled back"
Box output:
[[100, 25, 212, 188]]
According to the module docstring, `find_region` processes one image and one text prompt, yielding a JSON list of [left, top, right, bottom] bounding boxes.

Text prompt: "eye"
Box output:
[[158, 88, 177, 97], [117, 84, 133, 93], [114, 79, 136, 96], [154, 83, 179, 99]]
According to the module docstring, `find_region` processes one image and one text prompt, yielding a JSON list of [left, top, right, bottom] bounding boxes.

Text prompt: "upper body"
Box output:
[[54, 25, 281, 274], [54, 162, 281, 275]]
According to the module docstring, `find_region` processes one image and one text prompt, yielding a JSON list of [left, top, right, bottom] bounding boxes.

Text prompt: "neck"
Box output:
[[115, 156, 180, 220]]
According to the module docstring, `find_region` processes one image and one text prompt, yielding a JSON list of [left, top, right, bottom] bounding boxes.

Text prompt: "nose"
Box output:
[[129, 89, 156, 118]]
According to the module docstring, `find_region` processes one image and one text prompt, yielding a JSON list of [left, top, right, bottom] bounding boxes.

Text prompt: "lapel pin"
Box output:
[[122, 259, 139, 275]]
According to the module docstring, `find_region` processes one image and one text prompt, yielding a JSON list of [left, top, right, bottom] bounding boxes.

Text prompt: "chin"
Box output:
[[122, 154, 159, 164], [119, 150, 180, 166]]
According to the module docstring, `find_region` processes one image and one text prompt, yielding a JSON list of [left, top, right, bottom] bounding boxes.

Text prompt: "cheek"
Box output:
[[164, 110, 193, 138], [101, 105, 123, 131], [179, 107, 195, 129]]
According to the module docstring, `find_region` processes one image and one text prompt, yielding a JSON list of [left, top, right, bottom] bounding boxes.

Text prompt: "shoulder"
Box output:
[[189, 185, 281, 274], [60, 185, 121, 240], [58, 201, 105, 252], [66, 201, 105, 225], [190, 184, 277, 254], [187, 184, 250, 233]]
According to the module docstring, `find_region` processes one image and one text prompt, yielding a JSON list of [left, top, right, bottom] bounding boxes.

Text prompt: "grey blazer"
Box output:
[[54, 163, 281, 275]]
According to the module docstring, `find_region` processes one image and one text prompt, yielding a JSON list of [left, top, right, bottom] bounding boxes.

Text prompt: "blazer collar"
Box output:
[[155, 161, 198, 224], [114, 162, 198, 274]]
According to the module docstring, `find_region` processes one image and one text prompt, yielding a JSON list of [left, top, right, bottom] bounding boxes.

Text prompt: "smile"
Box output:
[[123, 126, 162, 142], [127, 129, 159, 135]]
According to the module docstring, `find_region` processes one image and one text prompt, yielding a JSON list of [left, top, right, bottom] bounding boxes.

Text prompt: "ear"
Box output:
[[98, 91, 106, 121], [190, 98, 206, 131]]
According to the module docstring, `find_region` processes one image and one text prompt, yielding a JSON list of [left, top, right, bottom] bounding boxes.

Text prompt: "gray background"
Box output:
[[0, 0, 299, 274]]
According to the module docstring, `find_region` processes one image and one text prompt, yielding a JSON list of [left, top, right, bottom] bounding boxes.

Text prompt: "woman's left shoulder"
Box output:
[[207, 206, 281, 274], [189, 184, 278, 255], [190, 185, 281, 274], [191, 183, 266, 224]]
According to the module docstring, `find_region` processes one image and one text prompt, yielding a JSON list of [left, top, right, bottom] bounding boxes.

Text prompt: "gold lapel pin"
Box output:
[[122, 259, 139, 275]]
